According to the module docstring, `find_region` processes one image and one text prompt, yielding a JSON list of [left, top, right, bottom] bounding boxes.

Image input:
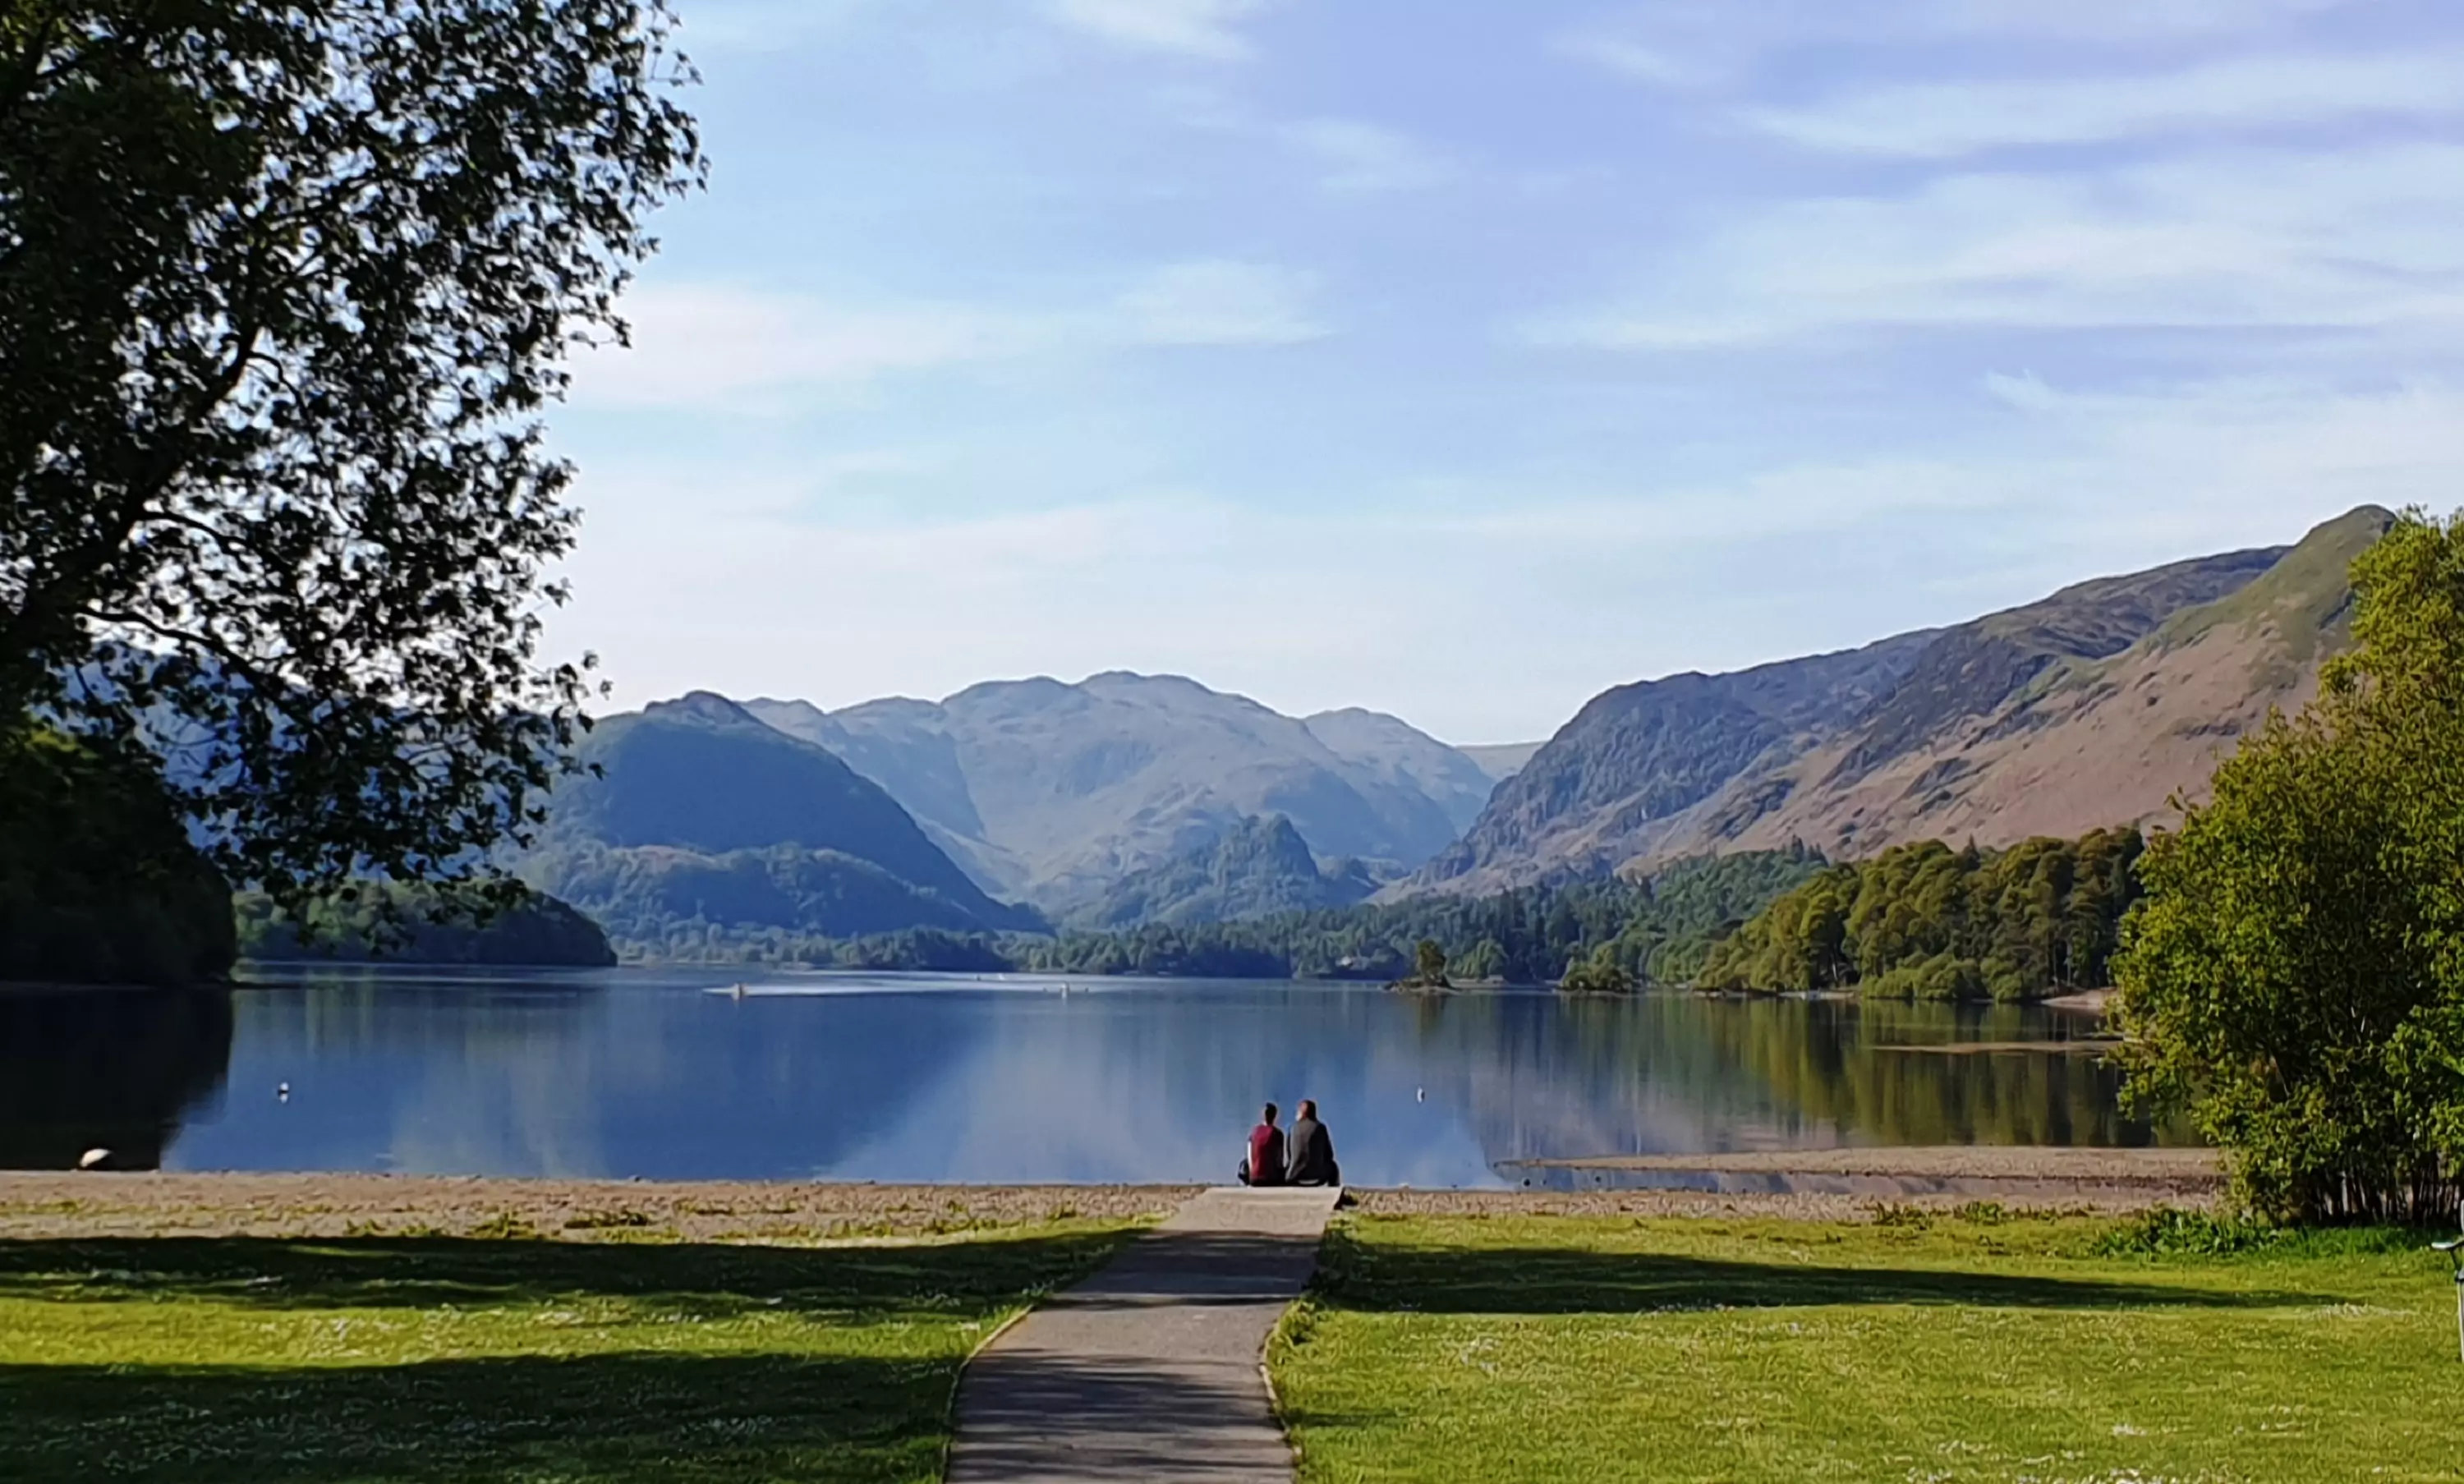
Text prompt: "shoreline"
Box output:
[[0, 1149, 2221, 1241]]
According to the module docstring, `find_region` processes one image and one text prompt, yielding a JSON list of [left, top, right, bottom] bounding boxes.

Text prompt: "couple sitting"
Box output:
[[1238, 1100, 1340, 1188]]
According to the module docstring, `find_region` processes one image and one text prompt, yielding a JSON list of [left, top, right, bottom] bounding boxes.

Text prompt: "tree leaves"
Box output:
[[1, 1, 703, 908], [2114, 508, 2464, 1224]]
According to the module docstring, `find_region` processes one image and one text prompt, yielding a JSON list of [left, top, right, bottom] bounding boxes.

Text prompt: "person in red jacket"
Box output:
[[1239, 1103, 1286, 1187]]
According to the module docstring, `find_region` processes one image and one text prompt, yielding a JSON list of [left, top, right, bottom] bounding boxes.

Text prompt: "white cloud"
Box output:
[[1753, 49, 2464, 157], [1116, 260, 1326, 346], [1043, 0, 1270, 62], [559, 371, 2464, 740], [1280, 119, 1450, 193], [577, 261, 1330, 411], [1526, 144, 2464, 348], [576, 283, 1048, 411], [1563, 0, 2361, 89]]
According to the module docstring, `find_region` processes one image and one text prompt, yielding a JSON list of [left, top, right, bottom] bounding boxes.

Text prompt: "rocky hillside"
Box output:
[[1069, 814, 1378, 930], [523, 694, 1041, 942], [746, 673, 1483, 913], [1402, 508, 2389, 897]]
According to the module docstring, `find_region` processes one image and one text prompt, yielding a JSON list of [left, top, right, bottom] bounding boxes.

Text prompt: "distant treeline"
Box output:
[[601, 849, 1828, 986], [237, 882, 617, 967], [1696, 829, 2145, 1001]]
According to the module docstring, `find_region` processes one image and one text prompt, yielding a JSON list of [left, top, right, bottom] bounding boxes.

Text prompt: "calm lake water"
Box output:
[[0, 970, 2161, 1188]]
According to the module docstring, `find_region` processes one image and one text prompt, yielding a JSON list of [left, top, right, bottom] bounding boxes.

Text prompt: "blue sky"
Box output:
[[549, 0, 2464, 745]]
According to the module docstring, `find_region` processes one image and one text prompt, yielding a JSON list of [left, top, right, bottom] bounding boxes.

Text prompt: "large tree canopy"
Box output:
[[2115, 509, 2464, 1224], [0, 0, 701, 903]]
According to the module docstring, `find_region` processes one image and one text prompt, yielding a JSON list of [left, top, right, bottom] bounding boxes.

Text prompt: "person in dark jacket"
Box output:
[[1239, 1103, 1287, 1187], [1287, 1099, 1340, 1187]]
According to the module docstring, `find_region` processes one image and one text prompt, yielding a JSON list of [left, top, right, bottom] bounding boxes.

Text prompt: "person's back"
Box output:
[[1242, 1103, 1287, 1187], [1288, 1099, 1340, 1187]]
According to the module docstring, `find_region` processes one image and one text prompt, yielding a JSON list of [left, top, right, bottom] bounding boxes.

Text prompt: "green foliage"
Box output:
[[2090, 1208, 2289, 1259], [1557, 942, 1636, 995], [2116, 508, 2464, 1224], [1699, 829, 2145, 1001], [0, 727, 233, 984], [235, 882, 614, 967], [2, 2, 701, 910], [1405, 939, 1451, 988]]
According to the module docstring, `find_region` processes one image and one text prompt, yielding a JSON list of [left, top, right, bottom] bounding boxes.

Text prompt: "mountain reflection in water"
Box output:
[[0, 972, 2168, 1183]]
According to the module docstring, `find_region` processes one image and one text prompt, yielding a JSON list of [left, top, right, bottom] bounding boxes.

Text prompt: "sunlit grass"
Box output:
[[0, 1224, 1134, 1482], [1271, 1210, 2459, 1483]]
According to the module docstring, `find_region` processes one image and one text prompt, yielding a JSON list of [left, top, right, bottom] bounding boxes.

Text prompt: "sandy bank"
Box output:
[[0, 1150, 2222, 1242], [0, 1173, 1196, 1243]]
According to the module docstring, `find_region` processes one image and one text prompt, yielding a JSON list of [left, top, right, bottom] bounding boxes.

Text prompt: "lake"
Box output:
[[0, 969, 2160, 1188]]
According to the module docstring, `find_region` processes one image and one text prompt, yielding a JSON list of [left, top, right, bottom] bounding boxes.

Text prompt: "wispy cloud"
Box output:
[[1561, 0, 2358, 90], [563, 371, 2461, 739], [1116, 260, 1326, 346], [577, 284, 1049, 411], [1043, 0, 1271, 62], [1753, 49, 2464, 156], [1524, 143, 2464, 348], [577, 260, 1330, 411], [1279, 119, 1451, 193]]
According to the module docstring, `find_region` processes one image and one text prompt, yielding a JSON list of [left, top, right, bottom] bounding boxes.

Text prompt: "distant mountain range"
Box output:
[[524, 505, 2395, 949], [521, 694, 1045, 944], [742, 673, 1508, 914], [1403, 506, 2392, 898]]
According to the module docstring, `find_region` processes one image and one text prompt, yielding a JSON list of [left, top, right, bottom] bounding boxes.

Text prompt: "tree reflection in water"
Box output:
[[0, 988, 234, 1169]]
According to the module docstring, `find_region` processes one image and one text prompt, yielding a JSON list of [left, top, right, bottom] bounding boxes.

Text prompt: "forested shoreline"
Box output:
[[1698, 830, 2146, 1001], [588, 831, 2159, 1004], [585, 849, 1827, 986]]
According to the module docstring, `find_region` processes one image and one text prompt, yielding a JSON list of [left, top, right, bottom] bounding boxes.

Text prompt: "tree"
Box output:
[[1, 1, 703, 908], [1558, 942, 1634, 995], [1409, 938, 1449, 988], [2115, 509, 2464, 1224]]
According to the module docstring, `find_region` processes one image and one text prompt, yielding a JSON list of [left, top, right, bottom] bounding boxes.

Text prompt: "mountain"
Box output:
[[744, 673, 1482, 912], [1300, 708, 1498, 834], [524, 693, 1041, 941], [1070, 815, 1379, 931], [1402, 508, 2389, 897], [1461, 742, 1545, 783]]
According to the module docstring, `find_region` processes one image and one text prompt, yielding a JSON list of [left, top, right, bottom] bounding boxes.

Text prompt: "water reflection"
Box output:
[[2, 972, 2169, 1185], [0, 987, 233, 1169]]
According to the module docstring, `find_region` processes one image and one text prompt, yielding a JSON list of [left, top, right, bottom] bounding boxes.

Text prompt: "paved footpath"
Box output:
[[946, 1186, 1342, 1484]]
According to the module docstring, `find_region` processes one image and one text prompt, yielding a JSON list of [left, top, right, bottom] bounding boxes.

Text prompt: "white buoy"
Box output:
[[1416, 1087, 1427, 1103], [277, 1082, 291, 1102], [76, 1148, 110, 1171]]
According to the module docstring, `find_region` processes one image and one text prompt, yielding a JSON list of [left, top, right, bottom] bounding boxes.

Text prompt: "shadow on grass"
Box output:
[[0, 1230, 1133, 1483], [0, 1229, 1122, 1318], [1311, 1229, 2328, 1316], [2, 1351, 942, 1484]]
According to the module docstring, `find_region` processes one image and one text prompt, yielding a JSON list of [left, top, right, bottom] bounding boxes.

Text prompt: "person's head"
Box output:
[[1262, 1102, 1279, 1126], [1299, 1099, 1317, 1121]]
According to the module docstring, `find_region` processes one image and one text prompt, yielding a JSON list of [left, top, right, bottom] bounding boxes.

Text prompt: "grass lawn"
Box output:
[[0, 1223, 1134, 1483], [1271, 1209, 2462, 1483]]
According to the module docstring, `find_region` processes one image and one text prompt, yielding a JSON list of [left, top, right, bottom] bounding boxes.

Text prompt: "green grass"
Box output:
[[0, 1225, 1133, 1482], [1271, 1211, 2462, 1483]]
